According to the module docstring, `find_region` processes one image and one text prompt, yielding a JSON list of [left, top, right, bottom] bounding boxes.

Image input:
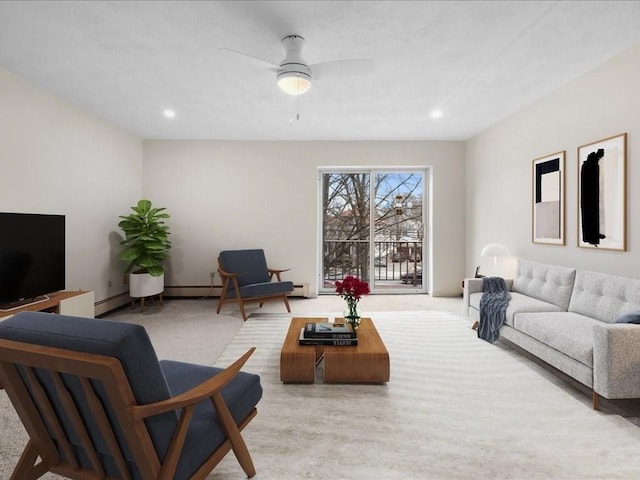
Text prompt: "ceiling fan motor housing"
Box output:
[[277, 35, 312, 81], [276, 35, 312, 95]]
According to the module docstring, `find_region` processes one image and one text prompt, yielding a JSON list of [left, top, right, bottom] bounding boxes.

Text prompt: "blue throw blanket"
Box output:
[[478, 277, 511, 343]]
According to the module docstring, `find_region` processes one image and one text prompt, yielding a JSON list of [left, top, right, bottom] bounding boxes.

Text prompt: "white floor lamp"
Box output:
[[480, 243, 510, 277]]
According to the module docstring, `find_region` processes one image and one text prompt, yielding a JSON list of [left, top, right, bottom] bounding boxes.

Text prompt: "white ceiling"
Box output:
[[1, 1, 640, 141]]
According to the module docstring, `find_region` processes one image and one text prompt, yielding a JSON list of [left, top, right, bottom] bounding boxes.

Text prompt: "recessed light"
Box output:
[[163, 109, 176, 119], [431, 109, 443, 119]]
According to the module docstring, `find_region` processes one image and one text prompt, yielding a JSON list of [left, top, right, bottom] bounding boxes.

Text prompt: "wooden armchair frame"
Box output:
[[0, 339, 258, 480], [216, 256, 292, 321]]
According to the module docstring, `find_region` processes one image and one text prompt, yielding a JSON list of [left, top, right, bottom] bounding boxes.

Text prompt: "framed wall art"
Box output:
[[532, 151, 565, 245], [577, 133, 627, 251]]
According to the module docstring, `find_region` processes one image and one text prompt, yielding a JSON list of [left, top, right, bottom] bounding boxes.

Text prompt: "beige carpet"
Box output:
[[210, 311, 640, 479], [3, 299, 640, 479]]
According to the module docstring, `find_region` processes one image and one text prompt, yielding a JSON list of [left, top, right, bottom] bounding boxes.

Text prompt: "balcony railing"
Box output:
[[323, 239, 423, 290]]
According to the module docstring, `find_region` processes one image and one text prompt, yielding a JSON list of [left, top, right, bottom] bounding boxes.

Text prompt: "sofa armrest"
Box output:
[[462, 278, 513, 316], [462, 278, 483, 316], [593, 323, 640, 399]]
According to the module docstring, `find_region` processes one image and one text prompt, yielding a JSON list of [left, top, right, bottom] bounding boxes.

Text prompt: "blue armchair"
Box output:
[[0, 311, 262, 479], [217, 249, 294, 320]]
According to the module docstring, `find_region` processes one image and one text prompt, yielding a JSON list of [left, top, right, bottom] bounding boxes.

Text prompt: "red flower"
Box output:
[[335, 275, 370, 301]]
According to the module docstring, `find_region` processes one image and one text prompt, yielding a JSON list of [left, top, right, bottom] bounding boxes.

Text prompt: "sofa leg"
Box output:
[[592, 391, 600, 410]]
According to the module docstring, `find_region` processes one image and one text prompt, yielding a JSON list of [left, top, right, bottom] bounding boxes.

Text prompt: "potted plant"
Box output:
[[118, 199, 171, 299]]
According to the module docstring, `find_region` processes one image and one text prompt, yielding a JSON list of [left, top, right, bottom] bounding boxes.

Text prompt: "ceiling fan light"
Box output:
[[277, 71, 311, 96]]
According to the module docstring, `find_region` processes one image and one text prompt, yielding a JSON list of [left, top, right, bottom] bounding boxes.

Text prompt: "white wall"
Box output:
[[143, 140, 466, 296], [7, 40, 638, 306], [0, 69, 143, 303], [466, 43, 640, 279]]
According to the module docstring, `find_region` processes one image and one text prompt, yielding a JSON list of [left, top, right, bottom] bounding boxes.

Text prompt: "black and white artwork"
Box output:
[[532, 151, 565, 245], [578, 133, 627, 251]]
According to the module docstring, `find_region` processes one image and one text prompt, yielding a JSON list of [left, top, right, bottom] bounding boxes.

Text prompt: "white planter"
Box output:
[[129, 272, 164, 298]]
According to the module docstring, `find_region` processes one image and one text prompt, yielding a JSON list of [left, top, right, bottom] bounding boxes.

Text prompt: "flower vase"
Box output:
[[344, 303, 361, 330]]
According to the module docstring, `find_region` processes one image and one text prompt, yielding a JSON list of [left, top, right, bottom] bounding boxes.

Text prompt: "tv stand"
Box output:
[[0, 295, 49, 312], [0, 291, 94, 319]]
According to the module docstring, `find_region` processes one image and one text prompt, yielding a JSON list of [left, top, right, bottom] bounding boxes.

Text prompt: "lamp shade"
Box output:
[[277, 71, 311, 96], [480, 243, 510, 257]]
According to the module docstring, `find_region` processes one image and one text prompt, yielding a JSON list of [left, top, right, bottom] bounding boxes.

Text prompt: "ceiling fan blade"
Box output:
[[221, 47, 281, 72], [309, 59, 374, 80]]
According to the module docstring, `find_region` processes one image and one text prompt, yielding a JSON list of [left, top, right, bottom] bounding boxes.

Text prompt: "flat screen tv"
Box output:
[[0, 212, 65, 310]]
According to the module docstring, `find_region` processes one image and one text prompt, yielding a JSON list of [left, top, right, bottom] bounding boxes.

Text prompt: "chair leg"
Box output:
[[216, 286, 228, 314], [592, 391, 600, 410], [283, 296, 291, 313], [217, 290, 248, 321], [11, 440, 47, 480], [211, 394, 256, 478], [238, 298, 248, 321]]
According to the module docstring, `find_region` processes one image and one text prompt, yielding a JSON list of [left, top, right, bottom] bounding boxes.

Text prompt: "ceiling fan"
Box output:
[[223, 34, 374, 96]]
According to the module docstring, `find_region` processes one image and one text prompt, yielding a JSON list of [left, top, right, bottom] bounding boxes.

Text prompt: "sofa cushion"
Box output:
[[468, 291, 563, 326], [568, 270, 640, 323], [512, 260, 576, 310], [514, 312, 598, 367], [504, 293, 565, 326]]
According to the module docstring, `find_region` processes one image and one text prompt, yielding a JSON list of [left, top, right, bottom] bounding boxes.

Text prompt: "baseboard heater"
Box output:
[[164, 283, 310, 299], [95, 284, 310, 317], [95, 292, 131, 317]]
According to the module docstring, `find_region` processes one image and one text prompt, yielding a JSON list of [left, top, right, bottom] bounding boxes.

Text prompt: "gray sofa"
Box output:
[[463, 259, 640, 409]]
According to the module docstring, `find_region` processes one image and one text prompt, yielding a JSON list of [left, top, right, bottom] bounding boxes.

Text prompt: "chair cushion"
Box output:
[[239, 281, 294, 298], [0, 312, 177, 471], [159, 360, 262, 480], [0, 312, 171, 404], [219, 249, 270, 286]]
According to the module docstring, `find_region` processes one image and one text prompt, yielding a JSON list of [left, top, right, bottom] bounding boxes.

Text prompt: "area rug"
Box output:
[[3, 311, 640, 479], [209, 311, 640, 479]]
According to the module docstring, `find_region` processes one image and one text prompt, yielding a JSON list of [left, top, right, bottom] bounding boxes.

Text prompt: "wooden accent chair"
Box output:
[[0, 311, 262, 480], [217, 249, 294, 321]]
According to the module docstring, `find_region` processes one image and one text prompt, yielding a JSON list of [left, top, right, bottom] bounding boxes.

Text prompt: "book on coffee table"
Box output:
[[303, 322, 356, 339], [298, 328, 358, 346]]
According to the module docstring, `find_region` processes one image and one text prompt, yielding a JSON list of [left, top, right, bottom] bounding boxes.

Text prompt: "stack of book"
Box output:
[[299, 322, 358, 346]]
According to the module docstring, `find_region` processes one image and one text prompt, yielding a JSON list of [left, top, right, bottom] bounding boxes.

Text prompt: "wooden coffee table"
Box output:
[[280, 317, 390, 384]]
